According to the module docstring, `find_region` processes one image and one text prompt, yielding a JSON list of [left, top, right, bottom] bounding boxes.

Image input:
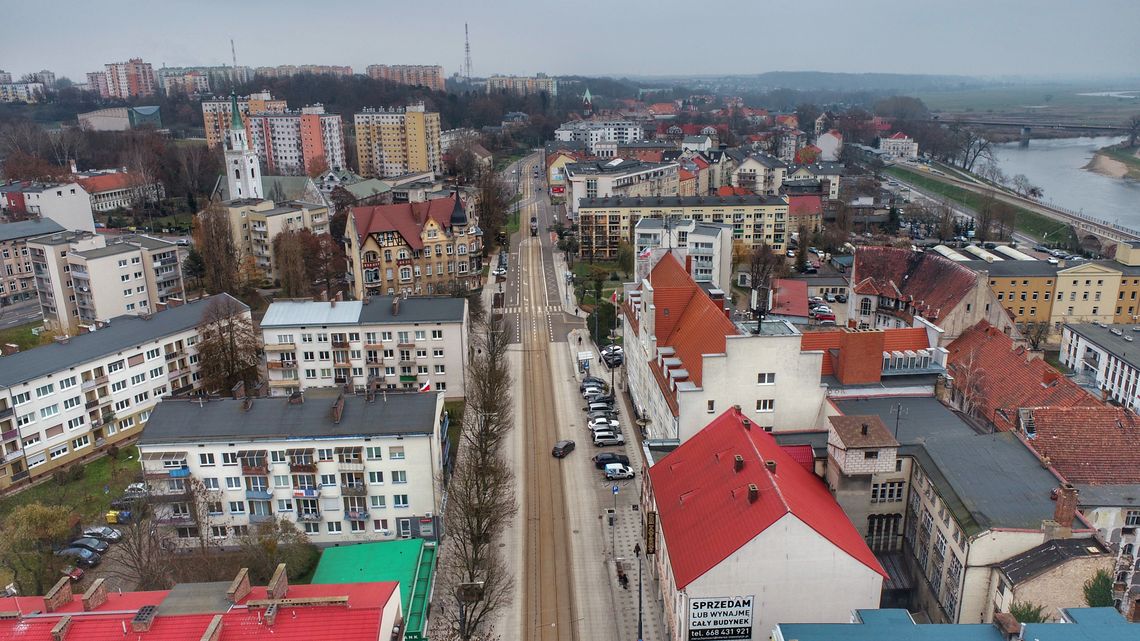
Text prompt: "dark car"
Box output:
[[580, 377, 608, 392], [552, 440, 576, 458], [835, 294, 848, 303], [82, 526, 122, 543], [56, 547, 101, 568], [593, 453, 631, 469], [70, 537, 110, 555]]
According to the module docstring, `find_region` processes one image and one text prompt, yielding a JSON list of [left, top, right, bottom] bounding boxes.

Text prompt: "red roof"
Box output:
[[716, 185, 752, 197], [690, 155, 710, 170], [780, 444, 817, 474], [852, 247, 978, 322], [679, 169, 696, 181], [352, 197, 461, 250], [649, 408, 885, 589], [76, 172, 134, 194], [788, 195, 822, 218], [0, 582, 399, 641], [771, 278, 808, 318], [889, 132, 911, 140], [1023, 406, 1140, 484], [800, 327, 929, 376], [649, 102, 678, 115], [946, 321, 1100, 431]]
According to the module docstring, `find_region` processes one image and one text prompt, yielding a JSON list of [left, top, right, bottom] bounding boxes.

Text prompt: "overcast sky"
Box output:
[[3, 0, 1138, 82]]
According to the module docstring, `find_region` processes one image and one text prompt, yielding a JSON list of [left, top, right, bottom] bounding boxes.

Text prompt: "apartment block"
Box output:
[[354, 104, 442, 177], [87, 58, 157, 99], [254, 65, 353, 79], [0, 218, 64, 306], [485, 74, 557, 96], [220, 199, 330, 282], [261, 297, 468, 399], [554, 120, 645, 154], [244, 105, 345, 175], [0, 181, 96, 233], [157, 70, 210, 96], [27, 231, 185, 332], [1061, 322, 1140, 411], [564, 158, 680, 220], [577, 193, 785, 261], [137, 392, 445, 545], [0, 294, 249, 490], [366, 64, 445, 92], [633, 218, 734, 290], [0, 83, 44, 103], [75, 170, 166, 212], [201, 91, 288, 149]]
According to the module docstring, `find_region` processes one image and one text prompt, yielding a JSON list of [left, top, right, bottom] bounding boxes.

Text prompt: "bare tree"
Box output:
[[273, 231, 310, 297], [948, 346, 988, 418], [1127, 114, 1140, 149], [175, 143, 210, 199], [107, 501, 174, 590], [748, 243, 785, 316], [195, 203, 240, 294], [236, 518, 319, 583], [1020, 320, 1052, 351], [936, 203, 957, 241], [195, 295, 260, 394], [46, 127, 86, 168], [951, 125, 994, 171]]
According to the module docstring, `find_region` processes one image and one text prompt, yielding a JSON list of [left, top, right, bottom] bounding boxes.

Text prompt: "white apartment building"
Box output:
[[633, 219, 733, 290], [137, 392, 446, 545], [0, 181, 96, 233], [246, 105, 346, 176], [563, 159, 679, 219], [0, 218, 64, 306], [1061, 322, 1140, 411], [731, 153, 788, 196], [27, 232, 185, 332], [262, 297, 468, 400], [881, 132, 920, 159], [0, 295, 249, 491], [219, 199, 329, 282], [0, 83, 45, 103], [554, 120, 645, 154], [485, 74, 557, 96]]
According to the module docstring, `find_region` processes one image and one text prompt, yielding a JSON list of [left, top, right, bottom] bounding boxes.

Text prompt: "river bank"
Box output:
[[1087, 145, 1140, 180]]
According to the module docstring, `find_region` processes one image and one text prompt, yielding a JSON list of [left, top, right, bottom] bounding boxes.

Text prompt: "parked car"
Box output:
[[824, 293, 836, 303], [60, 565, 85, 583], [56, 547, 101, 568], [69, 537, 110, 555], [601, 345, 623, 356], [808, 296, 825, 305], [604, 463, 635, 480], [588, 418, 621, 431], [551, 440, 576, 458], [584, 393, 615, 405], [785, 249, 796, 257], [492, 266, 507, 277], [592, 432, 625, 447], [814, 313, 837, 323], [110, 495, 145, 510], [587, 402, 616, 413], [581, 386, 606, 398], [580, 377, 608, 392], [809, 306, 833, 318], [603, 357, 623, 370], [835, 294, 848, 303], [593, 453, 631, 469], [82, 526, 122, 543]]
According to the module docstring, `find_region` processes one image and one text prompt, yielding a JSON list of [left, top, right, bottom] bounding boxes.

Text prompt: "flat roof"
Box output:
[[0, 217, 65, 242], [262, 301, 364, 327], [138, 392, 441, 444], [1065, 323, 1140, 372], [312, 539, 424, 610], [1072, 483, 1140, 507], [580, 194, 786, 208], [0, 295, 247, 389], [261, 297, 466, 328], [998, 537, 1108, 586], [74, 243, 136, 259], [834, 396, 1070, 535], [961, 260, 1058, 277]]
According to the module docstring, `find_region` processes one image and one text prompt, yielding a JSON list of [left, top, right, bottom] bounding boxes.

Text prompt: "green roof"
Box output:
[[230, 92, 242, 130], [311, 539, 425, 612]]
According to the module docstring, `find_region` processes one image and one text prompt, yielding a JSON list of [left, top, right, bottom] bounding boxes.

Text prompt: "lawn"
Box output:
[[885, 166, 1078, 245], [0, 321, 51, 352], [0, 445, 141, 525], [444, 400, 465, 454]]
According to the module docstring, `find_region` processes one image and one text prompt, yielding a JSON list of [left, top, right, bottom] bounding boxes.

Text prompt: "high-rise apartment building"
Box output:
[[201, 91, 288, 149], [87, 58, 157, 98], [366, 65, 445, 92], [246, 105, 346, 175], [486, 74, 558, 96], [354, 104, 442, 177], [254, 65, 353, 78]]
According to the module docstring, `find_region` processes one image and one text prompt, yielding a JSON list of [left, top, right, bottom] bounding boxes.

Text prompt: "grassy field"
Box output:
[[0, 446, 140, 525], [1099, 146, 1140, 179], [914, 85, 1140, 123], [885, 166, 1078, 244], [0, 321, 51, 351], [444, 401, 465, 453]]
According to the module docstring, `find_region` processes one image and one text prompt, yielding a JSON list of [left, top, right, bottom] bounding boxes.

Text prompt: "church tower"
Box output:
[[225, 93, 262, 200], [582, 87, 593, 117]]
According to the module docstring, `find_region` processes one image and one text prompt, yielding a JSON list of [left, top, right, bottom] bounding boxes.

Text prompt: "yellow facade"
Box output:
[[354, 105, 441, 178], [1049, 262, 1122, 329], [989, 275, 1056, 324]]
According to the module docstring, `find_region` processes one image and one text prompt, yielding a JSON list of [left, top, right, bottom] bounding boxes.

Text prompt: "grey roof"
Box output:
[[344, 179, 391, 200], [579, 194, 786, 208], [139, 392, 441, 444], [998, 538, 1109, 585], [0, 294, 247, 388], [1065, 323, 1140, 373], [564, 159, 675, 176], [28, 230, 93, 246], [74, 244, 136, 260], [745, 153, 787, 169], [681, 135, 709, 143], [790, 162, 844, 175], [261, 296, 466, 328], [1096, 259, 1140, 275], [618, 141, 678, 149], [834, 396, 1071, 536], [961, 260, 1058, 277], [1072, 483, 1140, 508], [124, 235, 177, 251], [0, 217, 64, 242]]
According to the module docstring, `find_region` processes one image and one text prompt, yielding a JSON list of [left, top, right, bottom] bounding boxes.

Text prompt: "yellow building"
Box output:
[[576, 194, 788, 261], [354, 104, 442, 178], [974, 261, 1059, 326], [1049, 262, 1122, 329], [220, 199, 330, 282]]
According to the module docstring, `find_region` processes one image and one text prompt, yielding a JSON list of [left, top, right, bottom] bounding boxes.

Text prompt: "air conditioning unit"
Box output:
[[424, 512, 433, 519]]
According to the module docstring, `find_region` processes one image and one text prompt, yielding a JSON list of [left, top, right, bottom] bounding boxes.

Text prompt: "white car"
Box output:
[[604, 463, 635, 480], [492, 267, 507, 277], [593, 432, 625, 447], [588, 418, 620, 431]]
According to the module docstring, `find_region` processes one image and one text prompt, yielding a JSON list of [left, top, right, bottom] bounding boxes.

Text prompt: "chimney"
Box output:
[[231, 380, 246, 400], [747, 484, 759, 503], [288, 391, 304, 404], [68, 159, 77, 174], [242, 396, 254, 412], [1, 343, 19, 356], [43, 576, 73, 613], [733, 455, 744, 472], [765, 460, 777, 475], [991, 612, 1020, 639], [264, 603, 279, 626], [330, 393, 345, 424], [835, 328, 885, 385], [53, 335, 71, 345], [1053, 483, 1079, 528], [741, 417, 751, 430], [861, 423, 869, 436], [334, 290, 344, 301], [226, 568, 251, 603], [1129, 597, 1140, 623], [392, 297, 401, 316], [77, 325, 91, 335], [81, 577, 107, 611], [266, 563, 289, 599], [50, 616, 72, 641], [155, 302, 167, 312], [130, 606, 158, 632], [199, 615, 224, 641]]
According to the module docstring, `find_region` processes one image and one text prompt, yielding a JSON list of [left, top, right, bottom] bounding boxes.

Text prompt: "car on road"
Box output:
[[551, 440, 575, 458], [592, 432, 625, 447], [593, 453, 631, 469], [56, 547, 101, 568], [492, 266, 507, 277], [82, 526, 122, 543], [604, 463, 635, 480], [69, 537, 110, 555], [786, 249, 796, 257]]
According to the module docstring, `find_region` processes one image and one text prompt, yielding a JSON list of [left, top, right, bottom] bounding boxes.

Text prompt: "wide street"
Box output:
[[493, 153, 665, 641]]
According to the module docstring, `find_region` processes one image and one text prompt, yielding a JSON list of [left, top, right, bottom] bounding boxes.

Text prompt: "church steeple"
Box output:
[[227, 92, 249, 152], [224, 92, 261, 200], [582, 87, 593, 117]]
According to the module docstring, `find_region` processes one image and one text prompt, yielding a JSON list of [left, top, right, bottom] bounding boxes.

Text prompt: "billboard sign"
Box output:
[[688, 596, 754, 640]]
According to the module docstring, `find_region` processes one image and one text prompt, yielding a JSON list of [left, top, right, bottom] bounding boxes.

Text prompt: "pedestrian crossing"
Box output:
[[495, 305, 564, 314]]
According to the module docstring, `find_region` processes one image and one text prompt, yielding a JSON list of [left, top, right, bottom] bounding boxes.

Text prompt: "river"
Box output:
[[990, 136, 1140, 230]]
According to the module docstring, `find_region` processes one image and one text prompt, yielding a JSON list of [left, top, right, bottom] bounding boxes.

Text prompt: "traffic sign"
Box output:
[[612, 484, 619, 495]]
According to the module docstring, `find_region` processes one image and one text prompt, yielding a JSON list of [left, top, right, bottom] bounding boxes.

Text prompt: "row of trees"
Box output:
[[431, 315, 516, 641]]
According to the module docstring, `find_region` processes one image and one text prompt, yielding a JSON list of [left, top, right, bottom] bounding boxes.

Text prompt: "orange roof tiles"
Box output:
[[852, 247, 977, 321], [1025, 406, 1140, 484], [771, 278, 808, 318], [800, 327, 929, 377], [351, 197, 460, 250], [76, 172, 134, 193], [788, 195, 822, 217]]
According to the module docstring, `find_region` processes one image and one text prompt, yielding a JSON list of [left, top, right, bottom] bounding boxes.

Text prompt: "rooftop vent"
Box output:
[[765, 460, 777, 475], [747, 484, 759, 503], [131, 605, 158, 632], [733, 455, 744, 472]]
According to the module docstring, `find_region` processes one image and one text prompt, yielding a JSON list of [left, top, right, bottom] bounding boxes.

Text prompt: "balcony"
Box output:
[[0, 406, 13, 419], [341, 483, 367, 496], [11, 470, 29, 482], [344, 510, 370, 521], [268, 379, 297, 388], [397, 341, 415, 349], [338, 462, 364, 472], [85, 399, 100, 410], [364, 343, 384, 350], [245, 488, 272, 500], [82, 375, 108, 391], [297, 512, 322, 522], [169, 467, 191, 478], [165, 351, 183, 361], [241, 463, 268, 476], [292, 487, 322, 498], [0, 449, 23, 464], [249, 513, 274, 524], [289, 462, 316, 473], [267, 361, 297, 370], [151, 489, 190, 502], [2, 428, 17, 441], [168, 369, 186, 380], [332, 340, 349, 349], [264, 343, 296, 352], [154, 513, 193, 525]]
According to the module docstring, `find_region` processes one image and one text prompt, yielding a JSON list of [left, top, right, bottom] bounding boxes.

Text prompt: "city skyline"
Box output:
[[3, 0, 1138, 82]]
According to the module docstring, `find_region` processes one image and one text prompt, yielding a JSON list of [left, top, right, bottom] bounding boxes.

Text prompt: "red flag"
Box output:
[[611, 290, 618, 303]]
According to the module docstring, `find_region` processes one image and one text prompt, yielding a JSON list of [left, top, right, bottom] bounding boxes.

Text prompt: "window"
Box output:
[[146, 348, 161, 360], [1126, 510, 1140, 526], [273, 474, 290, 488], [67, 416, 85, 430], [392, 470, 407, 484], [71, 435, 90, 450], [35, 383, 55, 397], [63, 395, 81, 410], [860, 298, 873, 315], [707, 400, 715, 413], [320, 473, 336, 486], [50, 444, 69, 459], [366, 447, 383, 460], [133, 392, 149, 404], [204, 477, 220, 490], [435, 364, 446, 375], [271, 450, 286, 463], [394, 494, 409, 508], [756, 399, 774, 412], [40, 404, 59, 419], [369, 471, 385, 485], [131, 373, 146, 385], [277, 499, 294, 512], [317, 448, 333, 462], [199, 453, 216, 466], [389, 446, 405, 460], [864, 450, 879, 459], [757, 372, 775, 385], [226, 477, 242, 490], [370, 495, 387, 509], [150, 367, 164, 379], [871, 481, 905, 502], [432, 330, 443, 340], [433, 348, 444, 358], [327, 522, 342, 534], [221, 452, 238, 465], [12, 391, 30, 406], [415, 330, 426, 341], [114, 399, 131, 411]]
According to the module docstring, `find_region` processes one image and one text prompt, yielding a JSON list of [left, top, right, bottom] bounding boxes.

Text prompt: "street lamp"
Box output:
[[634, 543, 643, 641]]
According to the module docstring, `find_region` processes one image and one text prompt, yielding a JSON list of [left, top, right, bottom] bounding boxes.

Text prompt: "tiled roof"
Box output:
[[771, 278, 809, 318], [351, 197, 462, 250], [788, 194, 822, 217], [1024, 406, 1140, 484], [76, 172, 134, 194], [829, 415, 899, 449], [716, 185, 752, 197], [800, 328, 929, 376], [852, 247, 978, 321], [889, 132, 911, 140], [946, 321, 1101, 430], [649, 408, 885, 589]]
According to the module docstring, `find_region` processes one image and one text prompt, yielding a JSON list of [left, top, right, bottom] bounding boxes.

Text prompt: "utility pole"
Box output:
[[464, 23, 472, 82], [231, 39, 237, 69], [634, 543, 643, 641]]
